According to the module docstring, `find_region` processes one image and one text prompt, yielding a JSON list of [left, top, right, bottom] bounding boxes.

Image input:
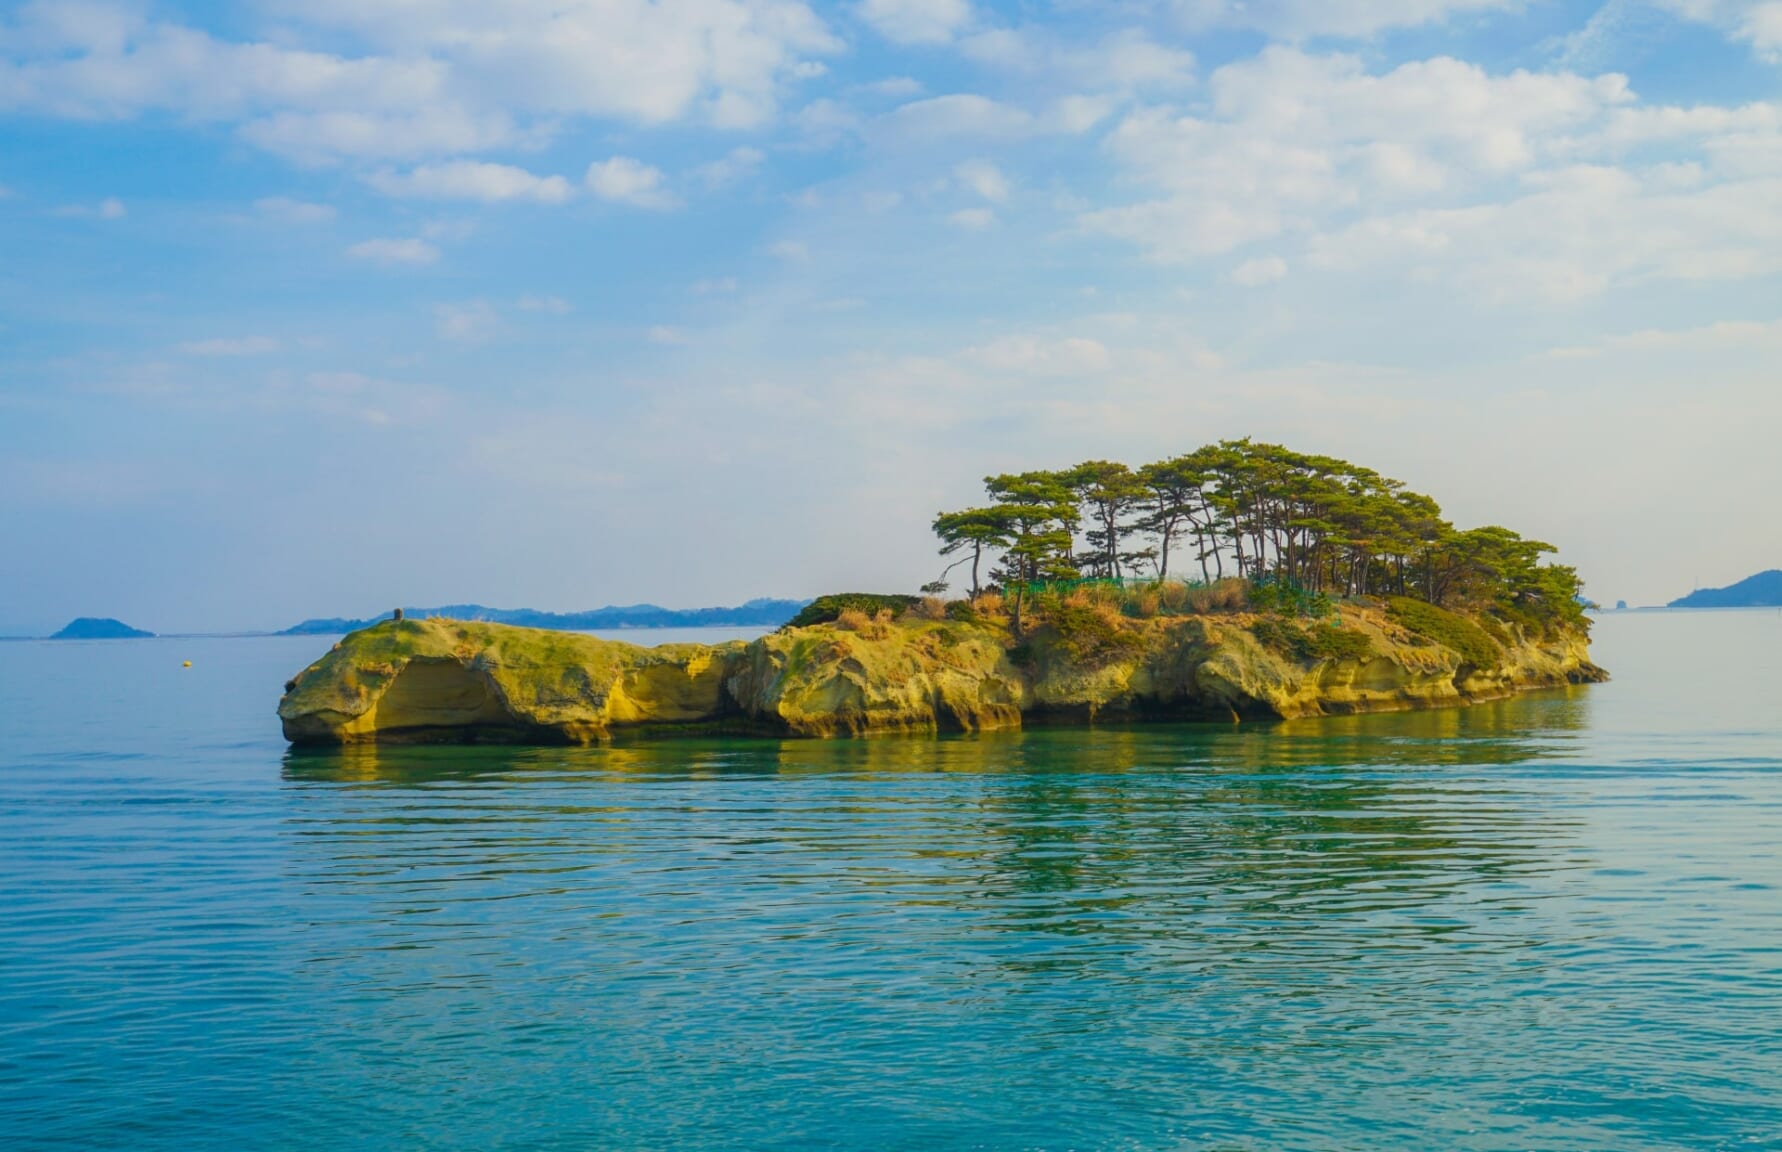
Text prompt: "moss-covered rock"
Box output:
[[278, 604, 1606, 745], [278, 617, 746, 744]]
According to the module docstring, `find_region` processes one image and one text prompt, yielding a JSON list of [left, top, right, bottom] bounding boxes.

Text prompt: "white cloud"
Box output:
[[179, 336, 281, 356], [959, 27, 1195, 93], [1081, 46, 1782, 298], [1231, 256, 1289, 286], [875, 91, 1111, 143], [859, 76, 924, 98], [347, 237, 440, 265], [949, 207, 996, 229], [436, 300, 500, 341], [368, 160, 573, 203], [0, 0, 838, 162], [585, 156, 677, 209], [254, 196, 335, 223], [1307, 167, 1782, 301], [691, 277, 740, 294], [237, 109, 525, 165], [1650, 0, 1782, 58], [881, 93, 1035, 140], [695, 146, 766, 189], [647, 325, 691, 345], [769, 239, 810, 260], [1742, 1, 1782, 55], [515, 294, 571, 313], [857, 0, 973, 45], [1174, 0, 1519, 39], [954, 159, 1009, 201]]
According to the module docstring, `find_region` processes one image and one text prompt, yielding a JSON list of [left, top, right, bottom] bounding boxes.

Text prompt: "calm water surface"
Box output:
[[1, 613, 1778, 1149]]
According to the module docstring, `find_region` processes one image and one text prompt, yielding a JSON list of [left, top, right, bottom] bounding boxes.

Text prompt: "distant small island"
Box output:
[[280, 440, 1607, 746], [281, 598, 809, 635], [1669, 570, 1782, 608], [52, 618, 155, 640]]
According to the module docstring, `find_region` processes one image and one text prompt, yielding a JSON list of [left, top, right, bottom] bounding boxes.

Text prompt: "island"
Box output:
[[1669, 570, 1782, 608], [51, 617, 155, 639], [280, 440, 1606, 745]]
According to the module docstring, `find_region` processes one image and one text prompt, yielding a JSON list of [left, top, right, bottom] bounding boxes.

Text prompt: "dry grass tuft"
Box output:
[[836, 607, 894, 639], [1185, 578, 1249, 615], [904, 596, 948, 622]]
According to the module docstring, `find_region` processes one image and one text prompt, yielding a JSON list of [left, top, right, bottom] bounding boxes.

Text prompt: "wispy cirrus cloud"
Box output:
[[346, 237, 440, 265], [368, 160, 574, 202]]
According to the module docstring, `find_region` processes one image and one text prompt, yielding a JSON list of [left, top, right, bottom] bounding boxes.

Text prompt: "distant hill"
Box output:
[[51, 617, 155, 639], [281, 598, 810, 636], [1669, 570, 1782, 608]]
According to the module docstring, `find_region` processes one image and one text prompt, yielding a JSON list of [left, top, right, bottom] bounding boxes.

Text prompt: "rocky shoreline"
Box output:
[[278, 605, 1606, 746]]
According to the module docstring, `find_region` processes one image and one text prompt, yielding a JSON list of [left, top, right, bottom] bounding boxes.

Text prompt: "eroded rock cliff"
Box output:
[[279, 606, 1605, 745]]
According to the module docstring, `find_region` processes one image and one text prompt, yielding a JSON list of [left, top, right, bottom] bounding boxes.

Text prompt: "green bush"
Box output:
[[1386, 597, 1502, 670], [1304, 626, 1377, 662], [1248, 618, 1375, 663], [1476, 613, 1514, 648], [1042, 602, 1148, 668], [785, 593, 921, 629], [1491, 602, 1548, 641], [945, 600, 979, 623], [1248, 574, 1333, 619]]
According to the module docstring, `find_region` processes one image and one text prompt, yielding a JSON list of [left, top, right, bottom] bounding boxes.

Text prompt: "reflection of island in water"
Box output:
[[282, 682, 1591, 786], [279, 688, 1590, 972]]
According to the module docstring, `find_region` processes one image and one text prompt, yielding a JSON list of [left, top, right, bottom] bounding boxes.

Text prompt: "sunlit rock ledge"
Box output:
[[278, 606, 1606, 746]]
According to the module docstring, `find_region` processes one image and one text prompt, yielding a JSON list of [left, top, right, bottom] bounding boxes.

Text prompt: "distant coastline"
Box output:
[[5, 600, 809, 640], [1668, 570, 1782, 609], [279, 599, 809, 635]]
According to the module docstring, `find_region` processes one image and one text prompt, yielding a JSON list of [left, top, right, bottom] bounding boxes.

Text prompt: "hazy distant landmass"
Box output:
[[1668, 570, 1782, 608], [51, 618, 156, 639], [280, 599, 810, 636]]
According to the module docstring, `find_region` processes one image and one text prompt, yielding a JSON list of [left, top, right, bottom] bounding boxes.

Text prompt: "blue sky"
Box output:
[[2, 0, 1779, 632]]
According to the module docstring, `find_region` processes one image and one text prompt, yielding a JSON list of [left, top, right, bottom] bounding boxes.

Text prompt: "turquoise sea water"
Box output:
[[1, 612, 1778, 1150]]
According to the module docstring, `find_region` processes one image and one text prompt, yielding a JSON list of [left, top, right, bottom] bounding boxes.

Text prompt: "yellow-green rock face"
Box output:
[[278, 608, 1605, 745], [277, 618, 745, 745]]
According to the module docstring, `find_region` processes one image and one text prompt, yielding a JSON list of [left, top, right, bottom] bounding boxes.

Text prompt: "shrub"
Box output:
[[1477, 613, 1514, 649], [834, 607, 893, 639], [1185, 577, 1249, 615], [1387, 597, 1502, 671], [945, 600, 979, 623], [1158, 581, 1190, 613], [1247, 618, 1376, 663], [1249, 575, 1333, 619], [1043, 600, 1147, 668], [1305, 627, 1376, 662], [786, 593, 921, 629], [1247, 617, 1296, 655], [1492, 602, 1549, 642], [904, 596, 948, 622], [973, 591, 1005, 616], [1104, 581, 1165, 618]]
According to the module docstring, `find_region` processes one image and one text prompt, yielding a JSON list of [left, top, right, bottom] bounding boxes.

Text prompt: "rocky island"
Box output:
[[281, 437, 1607, 746], [279, 595, 1603, 745]]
